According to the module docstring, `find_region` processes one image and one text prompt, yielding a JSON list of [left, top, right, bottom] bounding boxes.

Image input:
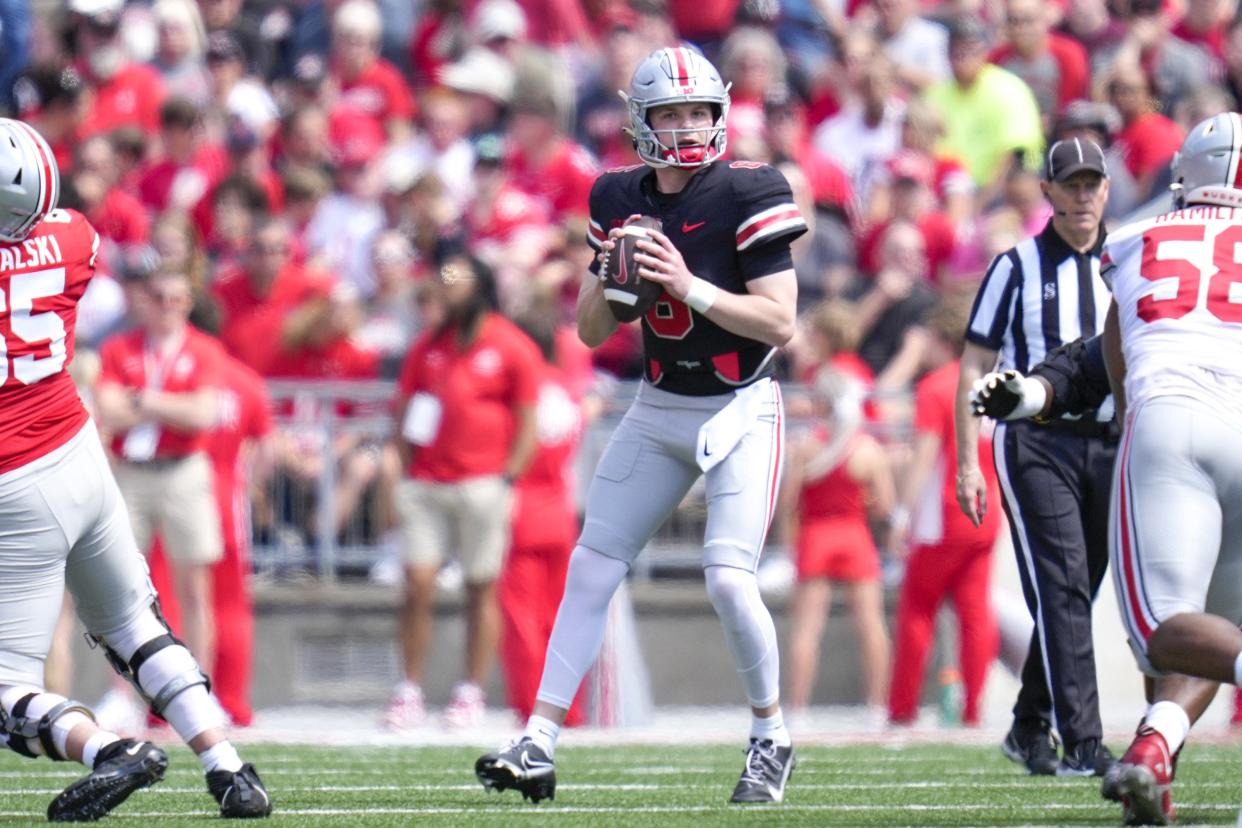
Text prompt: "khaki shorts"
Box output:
[[115, 452, 223, 565], [396, 475, 512, 582]]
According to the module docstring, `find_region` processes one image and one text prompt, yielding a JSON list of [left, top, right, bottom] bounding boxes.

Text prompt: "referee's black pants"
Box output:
[[993, 419, 1117, 751]]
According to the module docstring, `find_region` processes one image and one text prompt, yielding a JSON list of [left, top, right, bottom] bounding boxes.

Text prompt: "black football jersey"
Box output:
[[586, 161, 807, 395]]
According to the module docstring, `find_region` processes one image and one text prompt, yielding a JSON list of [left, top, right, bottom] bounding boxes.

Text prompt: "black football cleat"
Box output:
[[207, 763, 272, 818], [47, 738, 168, 822], [475, 737, 557, 803], [730, 738, 796, 803], [1002, 721, 1060, 776], [1058, 738, 1116, 777]]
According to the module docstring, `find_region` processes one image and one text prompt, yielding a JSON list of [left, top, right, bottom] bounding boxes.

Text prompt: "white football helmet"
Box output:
[[623, 47, 731, 169], [1170, 111, 1242, 209], [0, 118, 60, 243]]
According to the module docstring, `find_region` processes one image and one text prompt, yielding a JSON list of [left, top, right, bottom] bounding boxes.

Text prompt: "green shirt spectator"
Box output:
[[925, 17, 1045, 188]]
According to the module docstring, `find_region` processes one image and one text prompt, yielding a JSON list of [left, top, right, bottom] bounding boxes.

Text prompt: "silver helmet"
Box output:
[[624, 47, 730, 169], [0, 118, 60, 243], [1170, 111, 1242, 209]]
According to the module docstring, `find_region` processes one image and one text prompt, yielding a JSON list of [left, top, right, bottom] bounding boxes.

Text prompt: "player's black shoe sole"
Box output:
[[207, 763, 273, 818], [475, 738, 557, 803], [47, 739, 168, 822]]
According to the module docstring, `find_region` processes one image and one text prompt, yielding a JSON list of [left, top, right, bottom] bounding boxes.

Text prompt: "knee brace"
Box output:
[[0, 686, 94, 761], [90, 604, 211, 718]]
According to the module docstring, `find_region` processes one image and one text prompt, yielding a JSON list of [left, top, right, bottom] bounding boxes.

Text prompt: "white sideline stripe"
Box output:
[[7, 780, 1242, 795], [3, 804, 1237, 817]]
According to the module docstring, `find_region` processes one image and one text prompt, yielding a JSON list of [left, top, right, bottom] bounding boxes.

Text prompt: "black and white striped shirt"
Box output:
[[967, 221, 1113, 372], [966, 220, 1114, 420]]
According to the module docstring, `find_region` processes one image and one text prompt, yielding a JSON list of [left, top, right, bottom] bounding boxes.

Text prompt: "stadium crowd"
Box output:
[[6, 0, 1242, 732]]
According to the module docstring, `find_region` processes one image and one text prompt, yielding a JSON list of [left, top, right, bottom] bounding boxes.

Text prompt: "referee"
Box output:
[[954, 138, 1118, 778]]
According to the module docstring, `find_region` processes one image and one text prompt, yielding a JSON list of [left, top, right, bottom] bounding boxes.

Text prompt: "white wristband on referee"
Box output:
[[685, 277, 718, 314]]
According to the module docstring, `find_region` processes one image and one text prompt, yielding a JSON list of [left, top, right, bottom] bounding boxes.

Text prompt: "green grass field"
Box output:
[[1, 743, 1239, 826]]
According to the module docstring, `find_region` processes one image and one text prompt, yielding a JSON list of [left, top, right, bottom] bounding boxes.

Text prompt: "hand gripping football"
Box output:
[[601, 216, 665, 323]]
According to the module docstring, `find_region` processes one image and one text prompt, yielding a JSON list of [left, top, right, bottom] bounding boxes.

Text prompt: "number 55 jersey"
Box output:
[[0, 208, 99, 472], [1102, 206, 1242, 419], [586, 161, 806, 396]]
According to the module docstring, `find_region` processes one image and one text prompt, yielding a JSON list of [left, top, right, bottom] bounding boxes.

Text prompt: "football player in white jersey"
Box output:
[[1096, 112, 1242, 826]]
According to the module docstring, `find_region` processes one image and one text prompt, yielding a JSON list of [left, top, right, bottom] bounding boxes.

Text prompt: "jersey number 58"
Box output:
[[1138, 224, 1242, 323]]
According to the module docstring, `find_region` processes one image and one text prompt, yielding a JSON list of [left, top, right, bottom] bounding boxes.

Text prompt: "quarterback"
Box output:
[[0, 118, 270, 820], [476, 46, 806, 804]]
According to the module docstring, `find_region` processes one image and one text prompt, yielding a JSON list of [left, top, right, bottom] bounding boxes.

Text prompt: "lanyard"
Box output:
[[142, 330, 187, 393]]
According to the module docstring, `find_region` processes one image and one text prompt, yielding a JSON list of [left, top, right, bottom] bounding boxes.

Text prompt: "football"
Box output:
[[601, 216, 665, 323]]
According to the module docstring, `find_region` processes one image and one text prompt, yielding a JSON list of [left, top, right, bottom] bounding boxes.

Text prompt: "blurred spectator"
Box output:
[[873, 0, 950, 90], [356, 230, 424, 378], [72, 134, 150, 250], [0, 0, 31, 115], [575, 11, 647, 168], [1223, 16, 1242, 104], [1001, 162, 1053, 241], [202, 349, 276, 727], [870, 99, 973, 227], [812, 46, 904, 200], [780, 367, 894, 714], [152, 0, 211, 107], [718, 27, 787, 151], [469, 0, 530, 63], [137, 96, 229, 215], [305, 116, 386, 297], [1060, 0, 1127, 61], [389, 171, 457, 273], [95, 268, 225, 669], [853, 221, 938, 389], [504, 54, 596, 235], [1107, 62, 1184, 202], [204, 31, 280, 145], [1171, 0, 1231, 64], [925, 16, 1043, 192], [439, 47, 515, 135], [467, 132, 555, 308], [888, 296, 1002, 727], [212, 217, 336, 376], [150, 210, 217, 331], [990, 0, 1089, 124], [775, 158, 854, 310], [12, 63, 87, 172], [408, 0, 470, 89], [386, 251, 539, 730], [328, 0, 415, 143], [197, 0, 281, 80], [385, 88, 476, 213], [858, 150, 958, 282], [1170, 81, 1234, 133], [281, 164, 333, 248], [278, 103, 334, 177], [69, 0, 167, 139], [1096, 0, 1216, 108], [668, 0, 742, 55], [498, 307, 587, 726], [203, 173, 269, 267]]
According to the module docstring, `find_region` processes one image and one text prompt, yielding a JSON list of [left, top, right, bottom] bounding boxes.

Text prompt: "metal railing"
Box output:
[[253, 379, 914, 582]]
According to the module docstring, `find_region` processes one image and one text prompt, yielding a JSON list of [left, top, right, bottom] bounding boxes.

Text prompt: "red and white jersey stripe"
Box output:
[[736, 203, 806, 251]]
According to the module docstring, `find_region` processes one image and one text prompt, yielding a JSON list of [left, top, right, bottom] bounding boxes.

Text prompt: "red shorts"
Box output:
[[796, 517, 880, 582]]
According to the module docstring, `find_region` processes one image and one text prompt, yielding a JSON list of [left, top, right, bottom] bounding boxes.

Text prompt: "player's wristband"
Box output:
[[685, 277, 718, 314]]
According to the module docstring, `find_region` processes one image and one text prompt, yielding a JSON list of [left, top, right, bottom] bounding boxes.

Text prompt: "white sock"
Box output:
[[197, 740, 244, 773], [161, 684, 228, 744], [751, 709, 791, 747], [82, 731, 120, 768], [1145, 701, 1191, 754], [51, 711, 92, 760], [537, 546, 629, 708], [524, 715, 561, 757], [1234, 651, 1242, 686]]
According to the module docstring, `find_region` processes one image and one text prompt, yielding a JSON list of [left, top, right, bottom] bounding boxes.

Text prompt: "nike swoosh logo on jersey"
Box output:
[[682, 220, 707, 233]]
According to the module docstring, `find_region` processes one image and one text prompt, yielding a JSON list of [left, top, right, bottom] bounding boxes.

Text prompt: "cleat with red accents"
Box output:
[[1112, 726, 1175, 826]]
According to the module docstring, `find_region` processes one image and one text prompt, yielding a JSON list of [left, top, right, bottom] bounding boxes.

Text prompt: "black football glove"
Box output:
[[969, 370, 1048, 420]]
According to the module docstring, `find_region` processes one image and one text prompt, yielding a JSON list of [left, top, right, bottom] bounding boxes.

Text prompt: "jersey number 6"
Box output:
[[1139, 224, 1242, 324], [0, 267, 69, 385]]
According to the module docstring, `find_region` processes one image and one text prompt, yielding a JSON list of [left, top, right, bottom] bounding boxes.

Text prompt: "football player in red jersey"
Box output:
[[477, 47, 808, 805], [0, 119, 271, 820]]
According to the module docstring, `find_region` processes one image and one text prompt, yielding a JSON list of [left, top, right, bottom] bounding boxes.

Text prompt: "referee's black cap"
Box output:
[[1045, 137, 1108, 182]]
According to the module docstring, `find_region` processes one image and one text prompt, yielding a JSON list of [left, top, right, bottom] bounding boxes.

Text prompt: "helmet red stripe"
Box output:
[[1231, 112, 1242, 189], [13, 120, 53, 221], [671, 47, 689, 85]]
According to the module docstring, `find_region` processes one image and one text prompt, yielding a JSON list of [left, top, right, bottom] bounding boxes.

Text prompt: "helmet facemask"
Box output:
[[623, 47, 731, 170]]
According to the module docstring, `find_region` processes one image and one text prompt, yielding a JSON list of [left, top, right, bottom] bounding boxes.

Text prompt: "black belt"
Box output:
[[1031, 417, 1119, 440]]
